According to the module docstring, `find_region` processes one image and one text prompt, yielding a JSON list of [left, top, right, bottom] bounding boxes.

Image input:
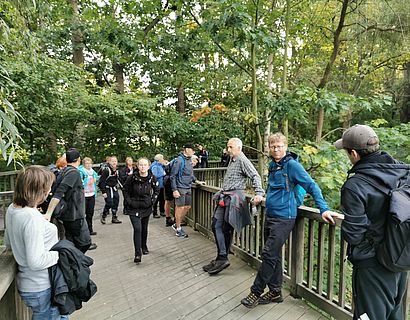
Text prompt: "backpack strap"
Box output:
[[284, 160, 299, 192], [351, 173, 390, 196]]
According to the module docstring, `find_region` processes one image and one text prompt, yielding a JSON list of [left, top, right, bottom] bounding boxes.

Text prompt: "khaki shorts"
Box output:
[[175, 188, 192, 207]]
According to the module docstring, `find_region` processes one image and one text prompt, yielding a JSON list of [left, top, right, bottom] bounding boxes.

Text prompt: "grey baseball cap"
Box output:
[[334, 124, 378, 150]]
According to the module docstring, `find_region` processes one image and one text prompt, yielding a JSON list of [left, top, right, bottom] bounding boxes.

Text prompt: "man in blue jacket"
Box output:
[[241, 132, 337, 308], [170, 143, 204, 238]]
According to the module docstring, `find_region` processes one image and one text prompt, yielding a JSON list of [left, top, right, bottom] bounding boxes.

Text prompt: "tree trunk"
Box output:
[[264, 53, 274, 156], [279, 0, 290, 138], [68, 0, 84, 66], [250, 1, 264, 178], [177, 82, 185, 113], [315, 0, 350, 143], [400, 62, 410, 123], [113, 62, 125, 93]]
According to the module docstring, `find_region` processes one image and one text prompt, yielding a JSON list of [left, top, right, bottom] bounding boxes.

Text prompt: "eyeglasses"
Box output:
[[269, 145, 285, 150]]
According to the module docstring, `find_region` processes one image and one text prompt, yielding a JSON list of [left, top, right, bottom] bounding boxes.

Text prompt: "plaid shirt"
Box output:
[[222, 152, 265, 196]]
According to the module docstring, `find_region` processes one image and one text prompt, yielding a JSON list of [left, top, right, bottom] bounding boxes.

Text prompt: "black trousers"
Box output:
[[129, 215, 150, 257], [211, 197, 234, 260], [251, 216, 295, 296], [102, 188, 119, 217], [85, 196, 95, 233], [352, 263, 408, 320], [63, 218, 91, 253], [153, 188, 165, 214]]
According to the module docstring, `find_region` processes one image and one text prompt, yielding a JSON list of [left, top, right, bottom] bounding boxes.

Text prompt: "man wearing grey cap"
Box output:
[[334, 124, 408, 320]]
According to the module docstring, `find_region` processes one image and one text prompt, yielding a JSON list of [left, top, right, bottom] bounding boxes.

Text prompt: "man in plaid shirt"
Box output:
[[203, 138, 264, 275]]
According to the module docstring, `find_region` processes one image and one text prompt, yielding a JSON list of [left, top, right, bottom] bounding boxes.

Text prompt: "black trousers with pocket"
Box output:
[[129, 215, 150, 257]]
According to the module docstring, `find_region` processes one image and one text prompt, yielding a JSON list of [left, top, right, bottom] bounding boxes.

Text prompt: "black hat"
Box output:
[[66, 148, 81, 163], [183, 143, 195, 149]]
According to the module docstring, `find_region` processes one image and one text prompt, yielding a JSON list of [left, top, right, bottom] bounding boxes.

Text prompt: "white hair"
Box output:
[[229, 138, 243, 150], [154, 154, 164, 161]]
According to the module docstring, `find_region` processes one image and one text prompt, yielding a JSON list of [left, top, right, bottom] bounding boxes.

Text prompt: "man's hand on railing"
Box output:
[[322, 211, 344, 224], [252, 195, 264, 206]]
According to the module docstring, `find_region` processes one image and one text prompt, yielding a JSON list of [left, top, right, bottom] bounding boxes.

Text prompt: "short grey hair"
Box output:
[[154, 154, 164, 161], [229, 138, 243, 150]]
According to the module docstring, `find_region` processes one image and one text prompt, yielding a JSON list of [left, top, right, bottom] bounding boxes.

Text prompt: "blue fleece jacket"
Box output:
[[265, 152, 329, 219]]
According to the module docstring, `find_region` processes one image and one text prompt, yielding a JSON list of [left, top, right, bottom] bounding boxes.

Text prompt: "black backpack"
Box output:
[[40, 166, 77, 218], [354, 171, 410, 272]]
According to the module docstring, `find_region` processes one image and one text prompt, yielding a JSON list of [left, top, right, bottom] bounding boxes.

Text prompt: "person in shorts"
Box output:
[[170, 143, 204, 238]]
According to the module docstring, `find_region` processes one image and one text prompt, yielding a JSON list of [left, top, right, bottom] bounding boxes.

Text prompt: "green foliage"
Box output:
[[290, 140, 351, 211], [372, 121, 410, 163]]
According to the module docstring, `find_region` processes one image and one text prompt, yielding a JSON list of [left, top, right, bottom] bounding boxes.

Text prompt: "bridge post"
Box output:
[[290, 215, 304, 297]]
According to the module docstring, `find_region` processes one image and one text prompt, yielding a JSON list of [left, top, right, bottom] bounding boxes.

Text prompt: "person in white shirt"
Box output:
[[5, 165, 68, 319]]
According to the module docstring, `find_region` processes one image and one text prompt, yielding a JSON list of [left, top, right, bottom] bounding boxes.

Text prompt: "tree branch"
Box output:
[[185, 3, 251, 76]]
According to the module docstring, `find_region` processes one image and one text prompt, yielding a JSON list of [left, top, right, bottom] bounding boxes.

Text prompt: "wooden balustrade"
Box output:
[[186, 184, 409, 320], [1, 167, 409, 319]]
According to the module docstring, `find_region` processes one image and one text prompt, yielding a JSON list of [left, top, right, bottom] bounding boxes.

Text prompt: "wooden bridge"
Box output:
[[1, 167, 409, 319]]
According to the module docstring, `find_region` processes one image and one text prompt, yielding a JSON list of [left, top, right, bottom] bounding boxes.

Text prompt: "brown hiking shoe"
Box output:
[[112, 217, 122, 224], [241, 292, 260, 308], [258, 290, 283, 304]]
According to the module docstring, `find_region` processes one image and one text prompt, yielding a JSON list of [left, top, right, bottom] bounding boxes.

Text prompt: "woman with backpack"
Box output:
[[123, 157, 160, 264]]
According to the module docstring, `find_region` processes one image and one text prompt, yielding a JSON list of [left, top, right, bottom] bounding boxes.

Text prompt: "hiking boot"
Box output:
[[241, 292, 260, 308], [100, 215, 106, 224], [202, 260, 216, 272], [176, 229, 188, 238], [153, 213, 160, 219], [207, 259, 230, 275], [258, 290, 283, 304], [165, 219, 174, 227], [112, 216, 122, 224], [134, 256, 141, 264], [88, 243, 98, 250], [142, 248, 149, 255]]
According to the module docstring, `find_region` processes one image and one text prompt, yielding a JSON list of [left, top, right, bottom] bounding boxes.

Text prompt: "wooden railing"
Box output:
[[1, 167, 409, 319], [185, 184, 353, 319], [0, 171, 18, 233], [0, 249, 31, 320]]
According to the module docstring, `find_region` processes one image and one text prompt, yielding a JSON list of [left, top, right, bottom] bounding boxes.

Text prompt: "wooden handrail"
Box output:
[[1, 166, 409, 319]]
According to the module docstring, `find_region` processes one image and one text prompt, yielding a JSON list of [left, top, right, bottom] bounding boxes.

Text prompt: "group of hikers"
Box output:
[[4, 124, 410, 320]]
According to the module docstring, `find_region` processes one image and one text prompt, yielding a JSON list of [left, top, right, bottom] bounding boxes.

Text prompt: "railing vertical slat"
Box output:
[[338, 237, 348, 308], [327, 225, 336, 302], [307, 219, 315, 289], [317, 223, 325, 296], [290, 216, 305, 297]]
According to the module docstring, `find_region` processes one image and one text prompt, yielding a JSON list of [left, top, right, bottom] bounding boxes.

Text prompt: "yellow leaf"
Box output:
[[303, 145, 318, 155]]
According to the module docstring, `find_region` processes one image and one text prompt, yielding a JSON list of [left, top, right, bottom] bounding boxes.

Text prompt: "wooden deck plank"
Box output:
[[71, 196, 326, 320]]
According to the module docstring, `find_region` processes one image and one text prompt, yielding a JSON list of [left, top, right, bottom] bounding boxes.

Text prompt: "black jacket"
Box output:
[[53, 166, 85, 221], [98, 164, 119, 191], [341, 151, 409, 266], [119, 166, 134, 186], [123, 171, 160, 218], [49, 240, 97, 315]]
